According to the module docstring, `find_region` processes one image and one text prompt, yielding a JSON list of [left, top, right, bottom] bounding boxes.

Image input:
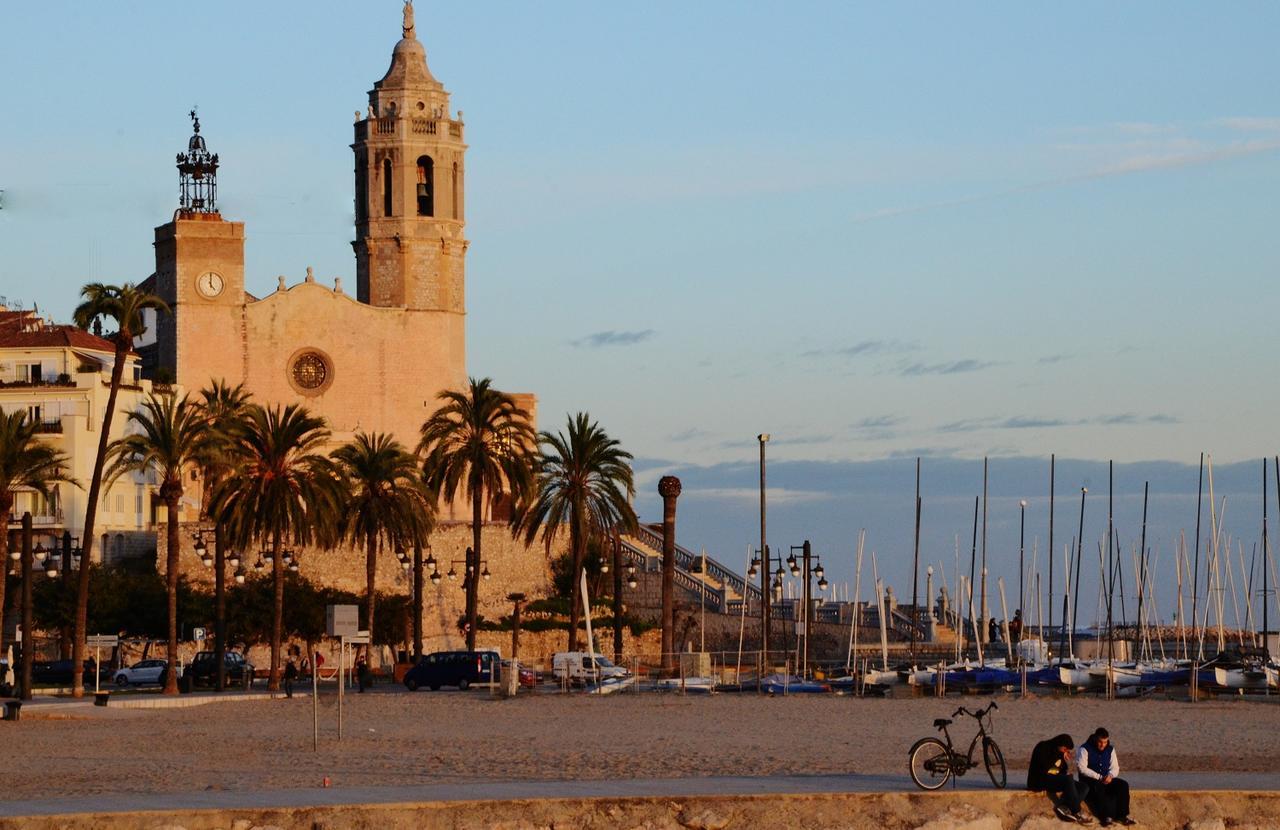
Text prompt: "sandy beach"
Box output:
[[4, 692, 1278, 802]]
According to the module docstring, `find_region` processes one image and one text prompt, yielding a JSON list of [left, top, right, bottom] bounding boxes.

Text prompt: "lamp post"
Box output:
[[610, 531, 624, 663], [194, 526, 227, 691], [787, 541, 828, 678], [1018, 500, 1028, 627], [748, 543, 785, 673], [925, 565, 935, 642], [757, 434, 770, 665]]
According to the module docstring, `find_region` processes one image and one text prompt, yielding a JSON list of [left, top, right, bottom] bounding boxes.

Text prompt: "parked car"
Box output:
[[552, 652, 629, 683], [403, 650, 499, 691], [114, 659, 168, 688], [31, 659, 107, 687], [185, 651, 255, 689]]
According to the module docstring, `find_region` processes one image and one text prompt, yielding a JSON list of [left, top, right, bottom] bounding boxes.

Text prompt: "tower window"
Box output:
[[416, 156, 434, 216], [383, 158, 394, 217], [355, 155, 367, 222], [452, 162, 459, 219]]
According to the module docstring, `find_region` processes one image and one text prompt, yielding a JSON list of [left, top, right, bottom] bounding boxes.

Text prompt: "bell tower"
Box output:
[[152, 110, 246, 387], [352, 1, 467, 313]]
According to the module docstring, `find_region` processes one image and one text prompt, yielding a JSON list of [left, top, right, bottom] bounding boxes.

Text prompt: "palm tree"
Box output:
[[106, 393, 212, 695], [0, 411, 75, 659], [71, 282, 168, 697], [515, 413, 636, 653], [209, 404, 341, 690], [332, 432, 434, 656], [196, 380, 252, 691], [418, 377, 536, 650]]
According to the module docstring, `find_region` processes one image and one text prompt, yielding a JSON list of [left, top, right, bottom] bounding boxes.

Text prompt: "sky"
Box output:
[[2, 2, 1278, 624]]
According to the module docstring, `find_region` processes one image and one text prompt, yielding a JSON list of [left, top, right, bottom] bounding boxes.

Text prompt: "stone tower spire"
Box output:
[[351, 2, 467, 311]]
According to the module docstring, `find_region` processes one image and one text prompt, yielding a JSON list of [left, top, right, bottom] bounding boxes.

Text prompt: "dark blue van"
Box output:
[[403, 650, 498, 691]]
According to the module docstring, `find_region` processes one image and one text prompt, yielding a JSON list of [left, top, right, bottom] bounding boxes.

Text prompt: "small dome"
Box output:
[[188, 134, 207, 153]]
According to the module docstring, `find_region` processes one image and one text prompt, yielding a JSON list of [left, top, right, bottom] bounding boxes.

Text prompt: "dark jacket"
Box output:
[[1027, 737, 1072, 791]]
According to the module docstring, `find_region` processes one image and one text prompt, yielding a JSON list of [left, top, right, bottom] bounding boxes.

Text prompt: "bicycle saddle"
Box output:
[[933, 718, 952, 728]]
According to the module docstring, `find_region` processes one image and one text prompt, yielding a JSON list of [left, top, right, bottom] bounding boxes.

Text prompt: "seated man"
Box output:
[[1076, 728, 1135, 827], [1027, 733, 1093, 824]]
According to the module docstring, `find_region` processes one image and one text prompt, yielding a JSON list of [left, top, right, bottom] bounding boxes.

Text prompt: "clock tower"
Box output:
[[351, 0, 467, 313], [151, 111, 247, 386]]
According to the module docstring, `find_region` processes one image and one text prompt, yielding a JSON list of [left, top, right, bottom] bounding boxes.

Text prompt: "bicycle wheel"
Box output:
[[983, 737, 1007, 789], [908, 738, 953, 790]]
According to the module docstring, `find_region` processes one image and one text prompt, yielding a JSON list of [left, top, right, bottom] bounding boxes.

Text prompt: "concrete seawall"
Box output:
[[2, 790, 1276, 830]]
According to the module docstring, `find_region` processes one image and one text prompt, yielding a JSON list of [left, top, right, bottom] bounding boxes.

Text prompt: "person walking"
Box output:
[[355, 653, 370, 693], [1027, 733, 1093, 824], [1009, 610, 1023, 643], [283, 655, 298, 699], [1076, 728, 1135, 826]]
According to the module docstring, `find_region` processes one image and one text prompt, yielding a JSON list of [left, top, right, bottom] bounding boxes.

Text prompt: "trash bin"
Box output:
[[2, 701, 21, 722], [94, 691, 111, 707]]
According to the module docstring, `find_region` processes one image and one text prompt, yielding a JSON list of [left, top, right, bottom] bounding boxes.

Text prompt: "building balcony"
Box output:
[[0, 377, 76, 389]]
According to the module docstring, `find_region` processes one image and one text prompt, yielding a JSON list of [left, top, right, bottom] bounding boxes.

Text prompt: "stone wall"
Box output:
[[157, 520, 561, 644]]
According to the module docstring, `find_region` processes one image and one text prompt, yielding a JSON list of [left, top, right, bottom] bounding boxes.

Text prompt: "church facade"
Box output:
[[138, 4, 524, 512]]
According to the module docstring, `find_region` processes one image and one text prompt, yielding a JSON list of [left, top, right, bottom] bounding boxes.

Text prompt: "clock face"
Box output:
[[196, 271, 225, 298]]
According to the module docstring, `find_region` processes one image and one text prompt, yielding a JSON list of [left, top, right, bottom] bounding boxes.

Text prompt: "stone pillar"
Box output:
[[658, 476, 682, 673]]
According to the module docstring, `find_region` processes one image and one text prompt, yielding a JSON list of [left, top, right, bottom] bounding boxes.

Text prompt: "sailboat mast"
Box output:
[[1072, 487, 1088, 661], [1107, 462, 1115, 665], [1048, 454, 1056, 641], [1137, 481, 1149, 660], [910, 458, 921, 663], [1192, 453, 1205, 659], [966, 495, 979, 658]]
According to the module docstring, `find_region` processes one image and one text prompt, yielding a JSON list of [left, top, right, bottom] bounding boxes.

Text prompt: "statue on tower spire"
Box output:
[[402, 0, 415, 39]]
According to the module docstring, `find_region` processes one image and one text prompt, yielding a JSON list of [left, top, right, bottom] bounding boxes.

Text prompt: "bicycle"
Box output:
[[908, 701, 1007, 790]]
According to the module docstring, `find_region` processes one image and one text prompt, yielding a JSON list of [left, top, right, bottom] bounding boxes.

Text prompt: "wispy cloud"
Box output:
[[853, 414, 906, 430], [571, 329, 655, 349], [1216, 116, 1280, 133], [685, 486, 835, 505], [802, 339, 918, 359], [898, 359, 998, 377], [850, 117, 1280, 225], [668, 427, 711, 443], [1038, 354, 1074, 365], [938, 413, 1179, 433]]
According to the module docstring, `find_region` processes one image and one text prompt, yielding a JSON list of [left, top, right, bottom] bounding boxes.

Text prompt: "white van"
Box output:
[[551, 651, 629, 683]]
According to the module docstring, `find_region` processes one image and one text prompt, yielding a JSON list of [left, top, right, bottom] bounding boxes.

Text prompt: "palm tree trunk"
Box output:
[[269, 530, 284, 691], [365, 530, 377, 656], [412, 542, 424, 662], [468, 485, 482, 650], [0, 500, 10, 660], [163, 492, 181, 695], [567, 508, 584, 653], [72, 340, 127, 697]]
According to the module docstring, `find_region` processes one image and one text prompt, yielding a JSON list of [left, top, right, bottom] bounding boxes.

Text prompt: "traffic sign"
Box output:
[[326, 604, 359, 637], [344, 630, 371, 645], [192, 627, 206, 641], [86, 634, 119, 648]]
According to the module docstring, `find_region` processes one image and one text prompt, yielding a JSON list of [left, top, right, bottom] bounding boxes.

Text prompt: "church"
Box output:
[[137, 2, 533, 523], [132, 2, 556, 648]]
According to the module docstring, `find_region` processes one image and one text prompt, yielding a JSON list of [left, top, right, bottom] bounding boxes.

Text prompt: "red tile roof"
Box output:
[[0, 309, 117, 352]]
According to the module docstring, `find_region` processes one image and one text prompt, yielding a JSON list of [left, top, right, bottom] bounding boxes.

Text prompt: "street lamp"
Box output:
[[758, 433, 771, 664], [1018, 499, 1028, 625], [789, 541, 824, 677]]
